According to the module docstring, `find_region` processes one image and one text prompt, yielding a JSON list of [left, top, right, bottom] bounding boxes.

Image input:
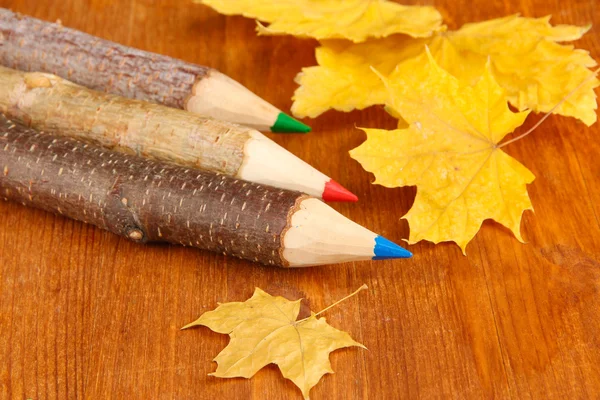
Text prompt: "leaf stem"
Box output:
[[498, 68, 599, 149], [297, 284, 368, 323]]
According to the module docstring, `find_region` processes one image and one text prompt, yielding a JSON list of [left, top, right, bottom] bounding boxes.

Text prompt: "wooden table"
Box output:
[[1, 0, 599, 398]]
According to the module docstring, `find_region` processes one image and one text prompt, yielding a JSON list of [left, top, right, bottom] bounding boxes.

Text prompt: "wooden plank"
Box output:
[[0, 0, 599, 399]]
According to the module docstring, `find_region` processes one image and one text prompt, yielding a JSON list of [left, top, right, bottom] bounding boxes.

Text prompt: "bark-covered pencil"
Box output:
[[0, 8, 309, 133], [0, 115, 411, 267], [0, 66, 356, 202]]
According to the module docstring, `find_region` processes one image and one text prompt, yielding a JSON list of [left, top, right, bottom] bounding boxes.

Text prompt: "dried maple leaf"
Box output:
[[197, 0, 443, 42], [350, 54, 535, 253], [293, 15, 599, 125], [183, 286, 366, 399]]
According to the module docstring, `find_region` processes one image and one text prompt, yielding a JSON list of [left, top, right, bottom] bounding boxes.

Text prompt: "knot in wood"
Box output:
[[127, 228, 144, 242], [24, 73, 55, 89]]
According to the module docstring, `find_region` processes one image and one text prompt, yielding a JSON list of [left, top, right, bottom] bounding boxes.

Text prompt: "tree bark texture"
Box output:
[[0, 8, 209, 110], [0, 114, 305, 267], [0, 66, 252, 177]]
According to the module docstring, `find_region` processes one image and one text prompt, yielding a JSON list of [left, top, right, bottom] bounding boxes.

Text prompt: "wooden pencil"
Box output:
[[0, 8, 310, 134], [0, 66, 356, 202], [0, 115, 410, 267]]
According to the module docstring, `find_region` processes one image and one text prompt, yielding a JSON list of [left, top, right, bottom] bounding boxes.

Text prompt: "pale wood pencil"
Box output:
[[0, 67, 356, 201]]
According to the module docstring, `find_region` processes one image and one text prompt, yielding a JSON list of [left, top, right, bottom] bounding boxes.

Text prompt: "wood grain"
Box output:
[[1, 0, 599, 399]]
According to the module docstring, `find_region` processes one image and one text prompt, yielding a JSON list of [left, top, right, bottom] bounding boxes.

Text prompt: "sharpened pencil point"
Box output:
[[373, 236, 412, 260], [322, 179, 358, 202], [271, 112, 311, 133]]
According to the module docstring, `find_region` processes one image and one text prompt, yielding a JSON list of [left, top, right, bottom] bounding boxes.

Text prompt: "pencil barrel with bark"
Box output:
[[0, 8, 310, 133], [0, 66, 356, 202], [0, 115, 410, 267]]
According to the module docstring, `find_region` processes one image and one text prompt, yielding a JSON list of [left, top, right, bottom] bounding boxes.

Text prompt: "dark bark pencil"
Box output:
[[0, 8, 310, 134], [0, 66, 356, 202], [0, 115, 411, 267]]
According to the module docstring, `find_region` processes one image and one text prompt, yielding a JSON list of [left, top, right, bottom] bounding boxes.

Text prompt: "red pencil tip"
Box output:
[[323, 179, 358, 202]]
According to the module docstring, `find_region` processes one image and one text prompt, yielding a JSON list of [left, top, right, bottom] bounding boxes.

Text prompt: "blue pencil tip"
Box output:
[[373, 236, 412, 260]]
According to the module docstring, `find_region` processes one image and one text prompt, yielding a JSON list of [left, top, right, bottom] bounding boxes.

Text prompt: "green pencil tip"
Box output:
[[271, 112, 311, 133]]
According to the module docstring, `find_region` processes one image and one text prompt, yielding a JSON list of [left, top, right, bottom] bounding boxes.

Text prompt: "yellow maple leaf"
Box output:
[[183, 287, 366, 399], [350, 54, 535, 253], [293, 15, 599, 125], [197, 0, 443, 42]]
